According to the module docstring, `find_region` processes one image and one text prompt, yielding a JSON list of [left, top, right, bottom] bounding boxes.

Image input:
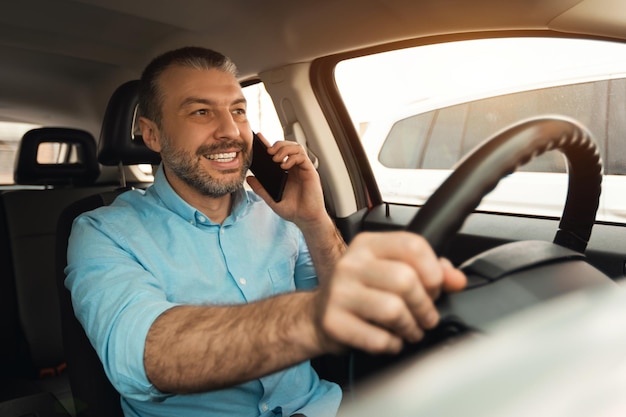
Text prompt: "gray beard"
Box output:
[[160, 133, 250, 198]]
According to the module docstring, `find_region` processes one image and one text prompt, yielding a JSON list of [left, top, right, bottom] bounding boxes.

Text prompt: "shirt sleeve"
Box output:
[[65, 212, 177, 402], [293, 229, 319, 291]]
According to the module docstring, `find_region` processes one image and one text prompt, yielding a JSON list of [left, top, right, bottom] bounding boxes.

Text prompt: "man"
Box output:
[[65, 47, 466, 417]]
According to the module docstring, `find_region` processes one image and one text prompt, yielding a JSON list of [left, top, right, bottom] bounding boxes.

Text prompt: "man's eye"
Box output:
[[233, 108, 246, 115], [193, 109, 208, 115]]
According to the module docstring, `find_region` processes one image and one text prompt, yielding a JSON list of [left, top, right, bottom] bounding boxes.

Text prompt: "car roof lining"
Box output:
[[0, 0, 623, 133], [1, 0, 620, 79]]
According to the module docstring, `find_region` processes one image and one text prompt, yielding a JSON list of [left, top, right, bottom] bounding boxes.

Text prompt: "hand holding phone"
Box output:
[[249, 132, 288, 202]]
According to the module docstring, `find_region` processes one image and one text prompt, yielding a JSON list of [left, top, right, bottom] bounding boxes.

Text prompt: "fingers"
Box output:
[[245, 175, 271, 202], [336, 281, 426, 343], [322, 305, 404, 354], [345, 252, 440, 331], [440, 257, 468, 293], [321, 231, 467, 355], [350, 232, 442, 294], [253, 133, 309, 170], [267, 140, 309, 170]]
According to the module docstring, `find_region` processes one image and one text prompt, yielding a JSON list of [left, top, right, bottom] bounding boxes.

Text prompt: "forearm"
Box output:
[[299, 215, 347, 285], [144, 290, 324, 393], [259, 139, 347, 281]]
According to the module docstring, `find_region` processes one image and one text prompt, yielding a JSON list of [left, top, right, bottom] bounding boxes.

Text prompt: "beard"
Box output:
[[159, 131, 252, 198]]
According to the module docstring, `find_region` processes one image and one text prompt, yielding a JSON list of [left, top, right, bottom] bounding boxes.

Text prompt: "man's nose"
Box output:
[[214, 112, 240, 139]]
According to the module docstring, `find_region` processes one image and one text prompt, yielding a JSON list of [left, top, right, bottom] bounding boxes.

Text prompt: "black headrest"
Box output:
[[14, 128, 100, 186], [98, 80, 161, 166]]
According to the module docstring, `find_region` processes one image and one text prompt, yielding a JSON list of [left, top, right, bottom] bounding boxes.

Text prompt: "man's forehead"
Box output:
[[159, 65, 244, 104]]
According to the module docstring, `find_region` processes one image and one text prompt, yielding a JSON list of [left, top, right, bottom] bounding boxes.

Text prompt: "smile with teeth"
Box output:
[[204, 152, 237, 162]]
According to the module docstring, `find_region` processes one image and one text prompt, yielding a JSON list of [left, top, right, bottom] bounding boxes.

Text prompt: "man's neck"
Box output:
[[163, 166, 233, 224]]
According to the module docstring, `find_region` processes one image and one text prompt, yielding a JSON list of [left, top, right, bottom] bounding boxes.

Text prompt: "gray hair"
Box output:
[[138, 47, 238, 126]]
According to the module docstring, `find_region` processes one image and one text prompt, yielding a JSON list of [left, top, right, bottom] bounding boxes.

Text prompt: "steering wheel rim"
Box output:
[[407, 116, 603, 255]]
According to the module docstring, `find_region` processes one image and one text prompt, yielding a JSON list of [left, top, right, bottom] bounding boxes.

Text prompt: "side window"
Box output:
[[422, 106, 467, 169], [241, 82, 284, 143], [606, 77, 626, 175], [335, 37, 626, 222], [0, 122, 41, 185], [379, 112, 433, 169]]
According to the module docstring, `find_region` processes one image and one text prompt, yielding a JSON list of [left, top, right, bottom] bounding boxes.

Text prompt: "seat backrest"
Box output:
[[13, 127, 100, 186], [0, 197, 25, 385], [0, 127, 112, 410], [56, 192, 126, 417], [97, 80, 161, 167], [55, 80, 160, 417]]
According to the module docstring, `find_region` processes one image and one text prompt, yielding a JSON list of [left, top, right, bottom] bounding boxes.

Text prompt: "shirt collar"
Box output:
[[151, 164, 251, 227]]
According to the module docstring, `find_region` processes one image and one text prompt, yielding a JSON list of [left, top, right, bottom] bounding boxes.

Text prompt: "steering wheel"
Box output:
[[408, 115, 602, 254], [340, 116, 622, 417], [345, 116, 617, 386], [404, 115, 615, 331]]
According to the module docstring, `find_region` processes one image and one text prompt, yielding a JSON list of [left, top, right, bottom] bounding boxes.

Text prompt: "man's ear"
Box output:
[[139, 116, 162, 153]]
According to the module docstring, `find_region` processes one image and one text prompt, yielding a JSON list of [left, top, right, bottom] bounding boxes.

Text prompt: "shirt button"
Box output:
[[239, 278, 247, 285], [197, 215, 206, 223], [261, 403, 269, 412]]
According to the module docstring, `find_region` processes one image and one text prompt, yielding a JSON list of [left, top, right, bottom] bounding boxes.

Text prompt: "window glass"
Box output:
[[36, 142, 83, 164], [242, 82, 284, 143], [0, 121, 41, 184], [335, 37, 626, 222]]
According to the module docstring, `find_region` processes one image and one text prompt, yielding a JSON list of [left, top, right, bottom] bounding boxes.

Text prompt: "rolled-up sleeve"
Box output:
[[65, 213, 177, 401]]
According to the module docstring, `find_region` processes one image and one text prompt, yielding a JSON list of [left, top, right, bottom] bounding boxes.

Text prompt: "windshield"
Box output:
[[335, 37, 626, 223]]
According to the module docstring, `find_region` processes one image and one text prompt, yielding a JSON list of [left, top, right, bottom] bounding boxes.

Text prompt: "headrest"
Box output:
[[98, 80, 161, 166], [14, 128, 100, 186]]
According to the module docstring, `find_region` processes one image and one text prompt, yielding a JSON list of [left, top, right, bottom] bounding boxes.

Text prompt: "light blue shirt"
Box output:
[[65, 165, 342, 417]]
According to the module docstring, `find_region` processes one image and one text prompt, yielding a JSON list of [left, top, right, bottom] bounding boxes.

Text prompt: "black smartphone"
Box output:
[[249, 132, 288, 202]]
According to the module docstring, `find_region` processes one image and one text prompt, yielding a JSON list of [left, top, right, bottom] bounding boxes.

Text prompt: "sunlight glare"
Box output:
[[336, 37, 626, 127]]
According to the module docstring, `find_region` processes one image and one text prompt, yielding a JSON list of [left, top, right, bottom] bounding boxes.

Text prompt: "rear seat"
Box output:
[[55, 79, 160, 417], [0, 127, 116, 413]]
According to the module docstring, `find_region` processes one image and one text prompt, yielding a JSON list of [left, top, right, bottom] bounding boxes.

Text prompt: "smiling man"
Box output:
[[64, 47, 465, 417]]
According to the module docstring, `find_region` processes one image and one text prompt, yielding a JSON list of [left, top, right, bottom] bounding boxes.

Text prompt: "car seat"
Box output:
[[0, 127, 108, 414], [55, 80, 160, 417]]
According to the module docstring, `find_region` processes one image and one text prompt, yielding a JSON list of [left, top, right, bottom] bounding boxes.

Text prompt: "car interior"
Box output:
[[2, 0, 626, 416]]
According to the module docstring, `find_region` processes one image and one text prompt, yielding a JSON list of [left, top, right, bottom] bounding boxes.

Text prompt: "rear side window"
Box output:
[[0, 122, 41, 185], [334, 37, 626, 222], [381, 79, 624, 173]]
